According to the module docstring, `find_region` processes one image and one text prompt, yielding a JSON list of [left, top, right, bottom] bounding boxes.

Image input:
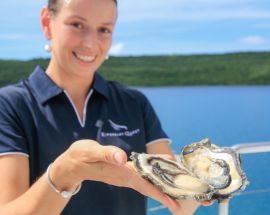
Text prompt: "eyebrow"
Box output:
[[67, 15, 87, 21], [68, 15, 115, 26], [101, 22, 115, 26]]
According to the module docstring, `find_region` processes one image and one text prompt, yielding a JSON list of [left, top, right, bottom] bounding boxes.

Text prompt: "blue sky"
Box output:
[[0, 0, 270, 59]]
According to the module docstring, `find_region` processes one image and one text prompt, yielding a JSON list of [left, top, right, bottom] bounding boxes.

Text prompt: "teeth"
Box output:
[[76, 54, 96, 62]]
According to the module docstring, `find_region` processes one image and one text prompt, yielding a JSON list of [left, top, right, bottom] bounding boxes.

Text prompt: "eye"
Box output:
[[99, 27, 112, 34], [71, 22, 83, 29]]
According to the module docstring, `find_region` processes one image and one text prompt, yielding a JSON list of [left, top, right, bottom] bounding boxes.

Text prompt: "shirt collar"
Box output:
[[92, 72, 109, 100], [28, 66, 63, 105], [28, 66, 109, 105]]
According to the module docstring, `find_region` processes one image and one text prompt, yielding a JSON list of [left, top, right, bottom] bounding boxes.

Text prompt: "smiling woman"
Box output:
[[0, 0, 207, 215], [42, 0, 117, 86]]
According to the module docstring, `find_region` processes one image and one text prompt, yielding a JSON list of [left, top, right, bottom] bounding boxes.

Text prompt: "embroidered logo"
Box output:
[[108, 119, 128, 131], [100, 119, 140, 138]]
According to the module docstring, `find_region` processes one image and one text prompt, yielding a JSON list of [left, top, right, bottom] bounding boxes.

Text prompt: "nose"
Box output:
[[82, 29, 98, 50]]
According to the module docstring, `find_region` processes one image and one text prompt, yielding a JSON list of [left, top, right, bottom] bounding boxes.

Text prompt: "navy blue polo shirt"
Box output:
[[0, 66, 170, 215]]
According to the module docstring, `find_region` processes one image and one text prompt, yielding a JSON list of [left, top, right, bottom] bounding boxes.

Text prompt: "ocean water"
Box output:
[[137, 86, 270, 215]]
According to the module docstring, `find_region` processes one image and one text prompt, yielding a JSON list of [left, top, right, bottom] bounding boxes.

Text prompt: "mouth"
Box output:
[[73, 52, 97, 63]]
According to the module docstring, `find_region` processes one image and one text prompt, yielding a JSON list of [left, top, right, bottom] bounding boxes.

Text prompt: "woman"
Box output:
[[0, 0, 205, 214]]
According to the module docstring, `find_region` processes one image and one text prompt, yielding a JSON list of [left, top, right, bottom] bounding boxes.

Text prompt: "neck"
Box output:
[[45, 61, 94, 120], [46, 61, 94, 101]]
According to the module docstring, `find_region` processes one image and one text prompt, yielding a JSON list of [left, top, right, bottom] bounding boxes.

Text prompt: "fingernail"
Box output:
[[114, 152, 125, 165]]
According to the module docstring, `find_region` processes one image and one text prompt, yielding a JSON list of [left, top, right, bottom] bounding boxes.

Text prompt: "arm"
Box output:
[[146, 140, 201, 215], [0, 155, 75, 215], [0, 140, 180, 215], [0, 155, 29, 206]]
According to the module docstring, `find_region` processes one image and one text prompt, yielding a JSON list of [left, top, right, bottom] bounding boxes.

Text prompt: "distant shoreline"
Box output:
[[0, 51, 270, 86]]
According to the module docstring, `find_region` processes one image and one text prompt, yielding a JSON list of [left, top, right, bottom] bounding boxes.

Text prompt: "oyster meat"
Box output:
[[130, 138, 248, 202]]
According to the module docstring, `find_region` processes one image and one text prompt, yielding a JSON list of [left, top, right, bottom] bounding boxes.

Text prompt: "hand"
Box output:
[[49, 139, 128, 190], [50, 140, 181, 212]]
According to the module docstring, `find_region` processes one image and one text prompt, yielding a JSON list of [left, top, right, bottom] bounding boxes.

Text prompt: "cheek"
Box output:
[[101, 38, 112, 53], [53, 26, 78, 46], [60, 37, 82, 59]]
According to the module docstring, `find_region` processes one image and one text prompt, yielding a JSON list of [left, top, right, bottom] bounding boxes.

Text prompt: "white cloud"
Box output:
[[109, 43, 124, 56], [240, 36, 267, 45]]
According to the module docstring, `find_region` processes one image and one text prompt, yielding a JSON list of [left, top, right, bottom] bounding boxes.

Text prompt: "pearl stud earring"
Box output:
[[44, 44, 52, 53]]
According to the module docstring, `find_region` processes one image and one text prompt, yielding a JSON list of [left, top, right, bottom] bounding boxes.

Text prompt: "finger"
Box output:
[[72, 140, 127, 165], [139, 180, 181, 213], [126, 164, 181, 212], [97, 145, 127, 165], [200, 200, 213, 206], [153, 154, 175, 160], [166, 196, 182, 214], [171, 199, 201, 215]]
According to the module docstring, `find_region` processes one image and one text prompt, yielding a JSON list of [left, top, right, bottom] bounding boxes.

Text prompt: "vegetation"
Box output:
[[0, 52, 270, 87]]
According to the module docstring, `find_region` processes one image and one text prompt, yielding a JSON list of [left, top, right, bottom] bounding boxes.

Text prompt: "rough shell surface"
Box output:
[[130, 138, 248, 202]]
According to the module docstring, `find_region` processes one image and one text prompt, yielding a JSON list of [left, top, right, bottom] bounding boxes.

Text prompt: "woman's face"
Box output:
[[47, 0, 117, 77]]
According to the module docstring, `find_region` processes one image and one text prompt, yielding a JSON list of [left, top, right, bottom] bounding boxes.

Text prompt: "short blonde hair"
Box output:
[[48, 0, 117, 16]]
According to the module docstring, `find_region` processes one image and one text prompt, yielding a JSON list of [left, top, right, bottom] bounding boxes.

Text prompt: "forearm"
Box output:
[[0, 140, 125, 215], [0, 173, 71, 215]]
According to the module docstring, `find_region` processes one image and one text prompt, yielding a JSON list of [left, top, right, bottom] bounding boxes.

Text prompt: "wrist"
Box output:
[[46, 163, 82, 198]]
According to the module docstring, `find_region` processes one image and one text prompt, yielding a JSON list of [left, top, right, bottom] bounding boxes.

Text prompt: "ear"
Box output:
[[41, 7, 52, 40]]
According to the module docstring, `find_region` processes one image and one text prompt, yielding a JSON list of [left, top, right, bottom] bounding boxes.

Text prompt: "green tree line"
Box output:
[[0, 52, 270, 87]]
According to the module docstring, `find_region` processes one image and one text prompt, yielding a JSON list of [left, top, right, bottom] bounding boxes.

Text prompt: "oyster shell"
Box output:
[[130, 138, 248, 202]]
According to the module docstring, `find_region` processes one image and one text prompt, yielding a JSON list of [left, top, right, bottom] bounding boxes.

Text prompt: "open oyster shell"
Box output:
[[130, 138, 248, 202]]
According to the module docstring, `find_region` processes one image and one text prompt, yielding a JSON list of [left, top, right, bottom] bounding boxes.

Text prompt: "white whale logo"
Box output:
[[108, 119, 128, 131]]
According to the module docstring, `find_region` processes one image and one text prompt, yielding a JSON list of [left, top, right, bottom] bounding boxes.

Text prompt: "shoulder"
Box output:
[[107, 81, 148, 104], [0, 82, 29, 110]]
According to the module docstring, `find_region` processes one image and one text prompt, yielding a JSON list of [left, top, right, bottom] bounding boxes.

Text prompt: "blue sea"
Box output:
[[137, 86, 270, 215]]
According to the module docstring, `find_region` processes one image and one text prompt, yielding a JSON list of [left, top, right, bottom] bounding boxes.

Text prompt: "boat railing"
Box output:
[[218, 141, 270, 215], [148, 141, 270, 215]]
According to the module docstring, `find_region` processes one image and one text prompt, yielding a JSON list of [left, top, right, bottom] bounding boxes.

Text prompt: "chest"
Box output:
[[25, 94, 147, 170]]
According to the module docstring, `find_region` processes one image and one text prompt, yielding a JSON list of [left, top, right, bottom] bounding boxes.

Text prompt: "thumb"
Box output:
[[71, 140, 127, 165], [101, 145, 128, 165]]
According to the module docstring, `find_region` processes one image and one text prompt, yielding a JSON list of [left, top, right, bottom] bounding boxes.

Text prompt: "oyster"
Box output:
[[130, 138, 248, 202]]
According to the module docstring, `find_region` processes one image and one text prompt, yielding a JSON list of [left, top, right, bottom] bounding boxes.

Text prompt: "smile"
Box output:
[[73, 52, 96, 63]]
